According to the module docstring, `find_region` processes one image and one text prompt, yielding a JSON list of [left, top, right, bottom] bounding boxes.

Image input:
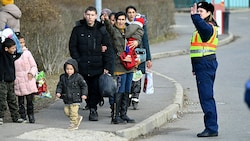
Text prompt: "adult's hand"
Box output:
[[128, 40, 139, 49], [146, 60, 152, 69], [101, 45, 107, 52], [102, 13, 109, 20], [27, 73, 33, 81], [103, 69, 109, 74], [191, 3, 197, 15]]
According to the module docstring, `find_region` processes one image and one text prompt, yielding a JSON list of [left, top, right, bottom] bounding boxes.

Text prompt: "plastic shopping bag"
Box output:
[[143, 71, 154, 94]]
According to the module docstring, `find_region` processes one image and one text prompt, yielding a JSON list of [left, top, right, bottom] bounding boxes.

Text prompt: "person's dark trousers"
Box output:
[[18, 96, 26, 120], [0, 82, 20, 121], [83, 75, 101, 121], [0, 82, 8, 118], [131, 79, 141, 99], [193, 57, 218, 133], [120, 93, 135, 123], [109, 95, 115, 117], [18, 93, 35, 123], [130, 79, 141, 109]]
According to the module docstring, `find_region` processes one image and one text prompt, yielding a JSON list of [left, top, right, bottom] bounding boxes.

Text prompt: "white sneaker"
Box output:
[[76, 116, 83, 128], [67, 123, 78, 130], [13, 118, 25, 123]]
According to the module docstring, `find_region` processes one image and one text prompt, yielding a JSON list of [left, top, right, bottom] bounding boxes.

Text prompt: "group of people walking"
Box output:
[[0, 0, 221, 138], [58, 5, 152, 130]]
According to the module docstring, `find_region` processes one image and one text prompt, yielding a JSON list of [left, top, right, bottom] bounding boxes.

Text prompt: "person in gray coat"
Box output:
[[0, 0, 22, 34]]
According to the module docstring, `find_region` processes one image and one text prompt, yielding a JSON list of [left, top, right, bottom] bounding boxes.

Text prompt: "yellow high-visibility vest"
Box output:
[[190, 26, 218, 58]]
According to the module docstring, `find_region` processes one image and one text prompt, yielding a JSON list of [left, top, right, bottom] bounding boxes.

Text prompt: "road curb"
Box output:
[[115, 33, 234, 140]]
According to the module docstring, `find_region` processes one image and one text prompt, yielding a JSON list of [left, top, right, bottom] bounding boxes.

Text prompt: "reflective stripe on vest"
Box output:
[[190, 26, 218, 58]]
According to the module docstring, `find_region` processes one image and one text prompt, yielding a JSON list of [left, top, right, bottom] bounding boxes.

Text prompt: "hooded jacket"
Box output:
[[55, 59, 88, 104], [0, 4, 22, 32]]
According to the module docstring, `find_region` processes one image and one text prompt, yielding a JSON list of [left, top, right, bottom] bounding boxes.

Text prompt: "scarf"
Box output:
[[115, 24, 126, 34]]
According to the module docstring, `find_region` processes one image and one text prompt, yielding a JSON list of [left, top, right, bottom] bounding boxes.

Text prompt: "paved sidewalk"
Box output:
[[0, 13, 234, 141]]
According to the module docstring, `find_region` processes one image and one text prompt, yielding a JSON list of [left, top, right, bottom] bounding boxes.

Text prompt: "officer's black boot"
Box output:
[[111, 93, 125, 124], [121, 93, 135, 123]]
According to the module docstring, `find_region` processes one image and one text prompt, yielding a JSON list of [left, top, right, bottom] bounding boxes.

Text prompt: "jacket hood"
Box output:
[[64, 59, 78, 73], [1, 4, 21, 19]]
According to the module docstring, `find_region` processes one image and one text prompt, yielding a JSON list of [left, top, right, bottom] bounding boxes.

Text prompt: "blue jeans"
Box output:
[[116, 72, 133, 93], [109, 72, 133, 105]]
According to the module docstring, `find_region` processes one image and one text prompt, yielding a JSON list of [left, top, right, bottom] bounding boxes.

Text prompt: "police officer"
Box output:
[[190, 2, 219, 137]]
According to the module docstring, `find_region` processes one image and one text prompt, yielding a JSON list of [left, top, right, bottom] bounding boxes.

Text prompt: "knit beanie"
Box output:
[[1, 0, 14, 6], [101, 8, 112, 16], [197, 2, 214, 15]]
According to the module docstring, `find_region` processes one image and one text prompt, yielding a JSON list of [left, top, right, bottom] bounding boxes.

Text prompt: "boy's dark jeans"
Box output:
[[0, 82, 20, 121]]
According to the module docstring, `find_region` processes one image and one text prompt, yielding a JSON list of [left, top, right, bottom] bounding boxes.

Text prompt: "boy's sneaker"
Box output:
[[76, 116, 83, 128], [13, 118, 25, 123], [68, 123, 78, 130], [0, 118, 3, 125]]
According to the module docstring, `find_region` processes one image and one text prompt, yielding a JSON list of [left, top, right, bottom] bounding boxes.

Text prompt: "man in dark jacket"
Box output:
[[69, 6, 113, 121]]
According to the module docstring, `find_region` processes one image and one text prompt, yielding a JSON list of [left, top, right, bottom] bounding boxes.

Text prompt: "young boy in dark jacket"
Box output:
[[56, 58, 88, 130], [0, 38, 24, 125]]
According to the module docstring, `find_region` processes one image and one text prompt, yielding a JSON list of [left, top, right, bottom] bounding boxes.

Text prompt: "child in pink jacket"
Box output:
[[14, 34, 38, 123]]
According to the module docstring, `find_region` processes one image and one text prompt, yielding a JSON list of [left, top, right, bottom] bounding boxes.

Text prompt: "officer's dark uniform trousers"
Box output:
[[192, 54, 218, 133]]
